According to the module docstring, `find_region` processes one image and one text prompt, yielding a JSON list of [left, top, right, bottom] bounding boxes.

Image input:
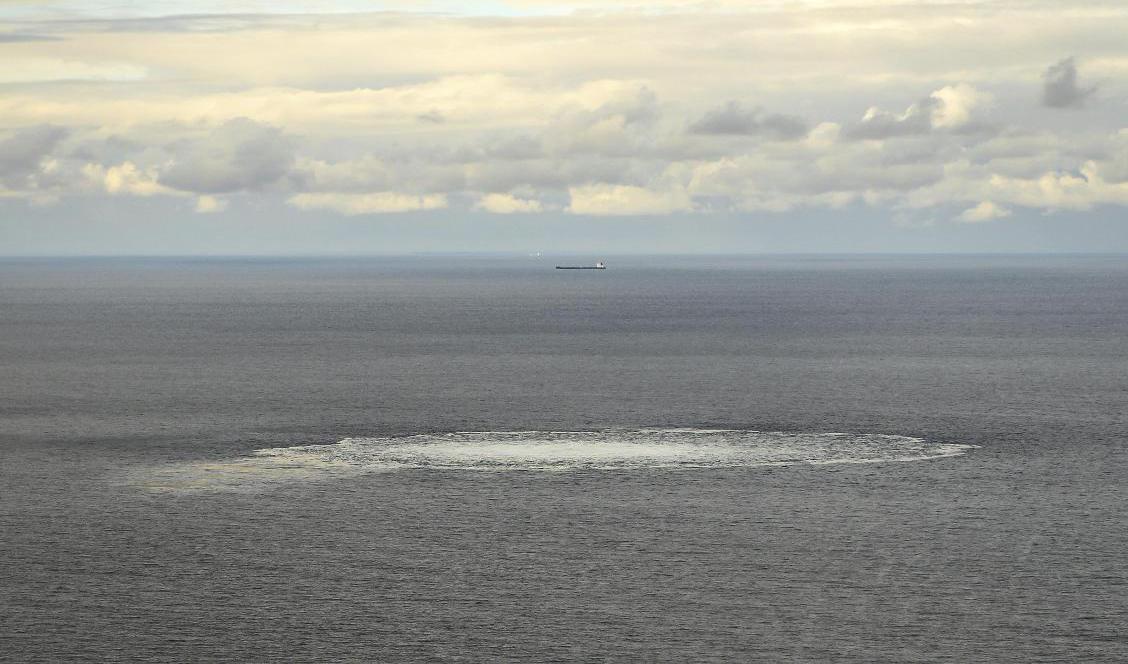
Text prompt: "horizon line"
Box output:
[[3, 251, 1128, 259]]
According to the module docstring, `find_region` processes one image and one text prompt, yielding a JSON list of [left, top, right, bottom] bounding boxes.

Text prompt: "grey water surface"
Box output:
[[1, 254, 1126, 662]]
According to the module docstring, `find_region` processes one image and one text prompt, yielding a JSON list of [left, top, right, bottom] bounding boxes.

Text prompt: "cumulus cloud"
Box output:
[[845, 85, 987, 140], [685, 136, 950, 210], [295, 156, 394, 193], [161, 118, 294, 194], [4, 3, 1128, 232], [688, 101, 807, 140], [929, 84, 989, 129], [568, 184, 692, 216], [82, 161, 170, 197], [984, 163, 1128, 211], [0, 125, 67, 179], [476, 193, 543, 214], [464, 156, 629, 193], [287, 192, 448, 215], [845, 98, 935, 140], [1042, 57, 1095, 108], [195, 195, 227, 213], [956, 201, 1011, 223], [548, 86, 661, 158]]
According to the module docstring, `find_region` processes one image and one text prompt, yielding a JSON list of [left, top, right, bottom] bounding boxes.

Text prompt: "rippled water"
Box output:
[[2, 255, 1126, 662]]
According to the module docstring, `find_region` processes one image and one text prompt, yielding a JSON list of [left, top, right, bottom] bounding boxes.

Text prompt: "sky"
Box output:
[[2, 0, 1128, 254]]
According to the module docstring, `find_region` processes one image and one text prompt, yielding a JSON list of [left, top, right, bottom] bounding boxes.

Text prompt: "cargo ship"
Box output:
[[556, 261, 606, 270]]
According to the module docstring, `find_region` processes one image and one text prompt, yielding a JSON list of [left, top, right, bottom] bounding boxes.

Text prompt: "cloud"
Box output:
[[929, 84, 988, 129], [463, 155, 629, 193], [160, 118, 294, 194], [287, 192, 448, 215], [844, 85, 986, 140], [956, 200, 1011, 223], [4, 3, 1128, 232], [482, 134, 542, 160], [567, 183, 692, 215], [984, 162, 1128, 211], [476, 193, 543, 213], [685, 138, 948, 211], [0, 75, 665, 143], [547, 86, 662, 158], [1042, 57, 1095, 108], [1094, 132, 1128, 183], [14, 4, 1121, 94], [0, 125, 67, 178], [295, 156, 394, 193], [688, 101, 807, 140], [0, 33, 57, 43], [195, 195, 227, 213], [82, 161, 170, 196], [0, 58, 147, 85], [846, 97, 939, 140]]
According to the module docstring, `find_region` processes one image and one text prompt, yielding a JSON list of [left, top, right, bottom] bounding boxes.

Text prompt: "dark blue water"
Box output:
[[1, 255, 1126, 661]]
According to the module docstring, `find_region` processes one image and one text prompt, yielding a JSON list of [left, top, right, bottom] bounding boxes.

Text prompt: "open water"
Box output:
[[1, 255, 1125, 661]]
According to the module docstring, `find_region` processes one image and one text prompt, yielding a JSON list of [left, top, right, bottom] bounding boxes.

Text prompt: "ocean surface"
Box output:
[[1, 254, 1126, 662]]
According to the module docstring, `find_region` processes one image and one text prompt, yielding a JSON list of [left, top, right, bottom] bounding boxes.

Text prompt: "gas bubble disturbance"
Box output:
[[129, 428, 976, 493]]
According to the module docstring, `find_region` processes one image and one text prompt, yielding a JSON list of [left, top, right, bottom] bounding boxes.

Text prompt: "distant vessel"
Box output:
[[556, 261, 606, 270]]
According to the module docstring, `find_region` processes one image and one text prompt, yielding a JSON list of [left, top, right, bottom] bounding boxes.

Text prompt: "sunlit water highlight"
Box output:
[[130, 429, 976, 493]]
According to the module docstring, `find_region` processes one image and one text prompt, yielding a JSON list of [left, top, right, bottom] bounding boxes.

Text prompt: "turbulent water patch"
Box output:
[[129, 429, 975, 493]]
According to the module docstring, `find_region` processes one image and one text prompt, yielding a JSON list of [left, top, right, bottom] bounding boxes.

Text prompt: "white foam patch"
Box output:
[[128, 429, 976, 493]]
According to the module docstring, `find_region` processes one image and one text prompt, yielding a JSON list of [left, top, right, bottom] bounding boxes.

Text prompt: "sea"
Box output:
[[1, 254, 1125, 662]]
